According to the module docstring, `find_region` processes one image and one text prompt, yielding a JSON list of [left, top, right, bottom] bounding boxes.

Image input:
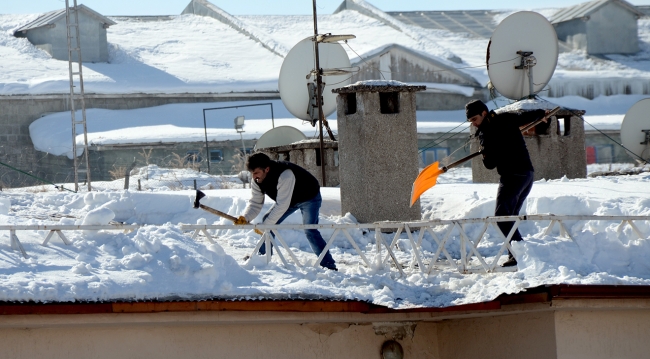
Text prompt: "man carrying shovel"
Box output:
[[466, 99, 549, 267], [235, 153, 337, 271]]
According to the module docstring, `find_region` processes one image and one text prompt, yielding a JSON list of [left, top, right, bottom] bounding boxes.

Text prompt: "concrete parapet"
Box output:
[[471, 108, 587, 183], [260, 140, 339, 187]]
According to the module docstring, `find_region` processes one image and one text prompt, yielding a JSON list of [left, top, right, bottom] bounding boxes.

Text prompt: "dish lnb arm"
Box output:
[[314, 33, 356, 43]]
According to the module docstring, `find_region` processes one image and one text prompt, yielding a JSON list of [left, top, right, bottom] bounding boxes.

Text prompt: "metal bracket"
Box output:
[[641, 130, 650, 145], [515, 51, 537, 98]]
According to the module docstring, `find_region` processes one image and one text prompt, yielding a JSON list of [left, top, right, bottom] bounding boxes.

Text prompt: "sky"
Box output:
[[3, 0, 650, 16]]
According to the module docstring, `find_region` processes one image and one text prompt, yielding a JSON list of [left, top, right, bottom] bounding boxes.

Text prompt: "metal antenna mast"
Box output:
[[312, 0, 328, 186], [65, 0, 92, 192]]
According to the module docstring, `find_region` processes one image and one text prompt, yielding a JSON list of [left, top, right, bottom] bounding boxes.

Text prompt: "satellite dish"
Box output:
[[278, 37, 351, 121], [621, 99, 650, 162], [487, 11, 558, 100], [254, 126, 308, 150]]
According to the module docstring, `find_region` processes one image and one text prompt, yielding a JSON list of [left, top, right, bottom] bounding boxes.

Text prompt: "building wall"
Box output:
[[0, 93, 278, 187], [351, 46, 484, 110], [24, 12, 108, 63], [1, 303, 649, 359], [416, 90, 485, 111], [90, 139, 256, 181], [437, 311, 557, 359], [0, 319, 439, 359], [554, 18, 587, 51], [555, 308, 650, 359], [553, 2, 639, 55], [586, 2, 639, 54], [546, 77, 650, 99]]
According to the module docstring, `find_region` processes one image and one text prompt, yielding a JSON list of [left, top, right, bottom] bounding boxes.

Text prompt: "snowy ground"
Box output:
[[1, 164, 649, 308]]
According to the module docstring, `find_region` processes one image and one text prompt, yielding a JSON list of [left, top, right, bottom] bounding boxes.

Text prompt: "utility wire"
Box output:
[[0, 160, 75, 192], [417, 121, 470, 155]]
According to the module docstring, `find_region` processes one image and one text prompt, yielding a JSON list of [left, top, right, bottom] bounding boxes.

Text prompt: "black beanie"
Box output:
[[465, 99, 488, 119]]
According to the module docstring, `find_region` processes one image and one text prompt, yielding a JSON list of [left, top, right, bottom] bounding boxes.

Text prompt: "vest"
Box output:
[[257, 161, 320, 206]]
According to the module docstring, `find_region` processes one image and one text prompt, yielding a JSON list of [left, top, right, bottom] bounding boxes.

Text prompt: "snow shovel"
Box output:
[[410, 106, 561, 206], [410, 151, 483, 206], [193, 190, 262, 235]]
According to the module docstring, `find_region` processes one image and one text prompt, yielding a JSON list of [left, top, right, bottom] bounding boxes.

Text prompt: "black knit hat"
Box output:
[[465, 99, 488, 119]]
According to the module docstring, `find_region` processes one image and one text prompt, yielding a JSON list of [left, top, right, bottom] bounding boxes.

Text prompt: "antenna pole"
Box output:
[[312, 0, 327, 186]]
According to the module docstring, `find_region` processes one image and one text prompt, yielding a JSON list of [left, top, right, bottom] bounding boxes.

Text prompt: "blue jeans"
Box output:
[[495, 171, 534, 243], [259, 193, 336, 268]]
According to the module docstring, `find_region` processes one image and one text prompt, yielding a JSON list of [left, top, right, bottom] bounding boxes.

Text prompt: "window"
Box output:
[[278, 152, 290, 162], [209, 149, 223, 163], [595, 145, 614, 163], [346, 93, 357, 115], [185, 150, 202, 164], [379, 92, 399, 114], [421, 147, 450, 167]]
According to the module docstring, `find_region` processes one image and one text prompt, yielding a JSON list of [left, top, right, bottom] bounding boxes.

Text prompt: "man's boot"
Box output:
[[501, 252, 517, 267]]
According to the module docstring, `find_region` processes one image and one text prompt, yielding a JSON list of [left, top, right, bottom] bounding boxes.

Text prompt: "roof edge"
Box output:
[[2, 285, 650, 316], [15, 4, 116, 33]]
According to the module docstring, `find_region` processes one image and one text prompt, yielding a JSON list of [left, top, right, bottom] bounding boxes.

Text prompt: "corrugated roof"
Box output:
[[386, 10, 498, 38], [638, 5, 650, 17], [551, 0, 645, 24], [15, 4, 116, 33]]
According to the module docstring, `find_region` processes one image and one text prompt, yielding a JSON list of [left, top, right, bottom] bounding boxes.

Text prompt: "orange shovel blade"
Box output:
[[410, 161, 444, 206]]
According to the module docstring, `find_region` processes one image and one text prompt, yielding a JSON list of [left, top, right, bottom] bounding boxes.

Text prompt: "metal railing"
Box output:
[[2, 215, 649, 275], [182, 214, 650, 274]]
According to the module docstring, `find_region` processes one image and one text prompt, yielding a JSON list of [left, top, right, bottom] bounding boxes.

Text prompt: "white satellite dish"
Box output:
[[254, 126, 308, 150], [278, 37, 351, 122], [487, 11, 558, 100], [621, 99, 650, 162]]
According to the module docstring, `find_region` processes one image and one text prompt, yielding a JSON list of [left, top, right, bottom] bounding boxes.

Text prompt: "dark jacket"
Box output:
[[477, 109, 545, 176], [257, 161, 320, 206]]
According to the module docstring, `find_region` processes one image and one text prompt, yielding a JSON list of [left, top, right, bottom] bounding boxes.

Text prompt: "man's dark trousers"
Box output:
[[258, 193, 336, 268], [495, 171, 534, 243]]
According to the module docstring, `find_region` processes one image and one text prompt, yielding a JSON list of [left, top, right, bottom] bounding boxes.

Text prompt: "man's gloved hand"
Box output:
[[234, 216, 248, 225], [235, 216, 263, 235]]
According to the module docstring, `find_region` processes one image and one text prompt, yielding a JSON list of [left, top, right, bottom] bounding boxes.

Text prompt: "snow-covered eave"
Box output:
[[0, 92, 281, 100], [4, 284, 650, 314]]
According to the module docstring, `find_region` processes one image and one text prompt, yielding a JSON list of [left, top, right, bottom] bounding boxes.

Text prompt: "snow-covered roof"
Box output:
[[551, 0, 645, 24], [386, 10, 499, 38], [14, 4, 116, 33], [1, 167, 650, 307], [1, 1, 650, 96]]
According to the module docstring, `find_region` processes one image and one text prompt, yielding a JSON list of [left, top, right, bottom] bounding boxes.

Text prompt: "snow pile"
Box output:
[[1, 168, 649, 308]]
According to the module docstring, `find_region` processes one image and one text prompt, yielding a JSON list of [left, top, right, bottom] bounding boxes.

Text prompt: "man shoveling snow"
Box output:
[[235, 153, 337, 271], [466, 99, 549, 267]]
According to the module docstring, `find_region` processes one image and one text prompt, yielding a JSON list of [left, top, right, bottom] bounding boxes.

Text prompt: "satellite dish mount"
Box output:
[[514, 50, 537, 99]]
